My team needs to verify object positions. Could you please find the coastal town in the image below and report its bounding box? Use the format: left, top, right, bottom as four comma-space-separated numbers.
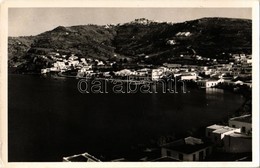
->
7, 11, 255, 163
40, 51, 252, 90
39, 51, 252, 161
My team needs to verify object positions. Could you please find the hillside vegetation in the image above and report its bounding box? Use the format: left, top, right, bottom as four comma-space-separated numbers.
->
8, 17, 252, 71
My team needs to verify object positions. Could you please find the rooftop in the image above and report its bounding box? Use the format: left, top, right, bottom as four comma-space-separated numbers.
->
162, 137, 211, 154
227, 132, 252, 139
152, 156, 180, 161
207, 124, 226, 130
212, 126, 238, 134
63, 152, 101, 162
229, 114, 252, 123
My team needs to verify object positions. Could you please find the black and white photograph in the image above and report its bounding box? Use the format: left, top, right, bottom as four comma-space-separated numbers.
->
0, 0, 259, 167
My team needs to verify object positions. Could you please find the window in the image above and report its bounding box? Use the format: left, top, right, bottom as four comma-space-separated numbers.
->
179, 153, 183, 160
166, 150, 171, 156
242, 126, 246, 133
206, 148, 210, 155
214, 136, 218, 141
199, 151, 204, 161
193, 154, 196, 161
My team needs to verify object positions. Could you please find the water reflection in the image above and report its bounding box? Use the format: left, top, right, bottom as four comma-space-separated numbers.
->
8, 74, 245, 161
206, 88, 224, 94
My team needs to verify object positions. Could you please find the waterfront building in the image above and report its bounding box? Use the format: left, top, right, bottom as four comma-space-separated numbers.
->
41, 69, 47, 74
115, 69, 133, 76
50, 67, 59, 72
180, 72, 197, 81
197, 79, 220, 88
152, 68, 165, 81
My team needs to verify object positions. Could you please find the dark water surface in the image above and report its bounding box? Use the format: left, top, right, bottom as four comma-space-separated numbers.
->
8, 74, 244, 162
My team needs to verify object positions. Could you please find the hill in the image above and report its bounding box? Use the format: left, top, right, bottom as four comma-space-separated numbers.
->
114, 17, 251, 63
8, 17, 252, 72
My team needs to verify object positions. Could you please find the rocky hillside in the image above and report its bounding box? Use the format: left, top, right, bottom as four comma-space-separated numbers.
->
114, 18, 251, 63
8, 17, 252, 71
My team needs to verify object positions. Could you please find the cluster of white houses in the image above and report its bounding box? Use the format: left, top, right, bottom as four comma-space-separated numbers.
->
40, 53, 106, 74
41, 52, 252, 89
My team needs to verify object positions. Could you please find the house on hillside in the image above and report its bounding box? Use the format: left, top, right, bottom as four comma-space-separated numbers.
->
68, 54, 78, 61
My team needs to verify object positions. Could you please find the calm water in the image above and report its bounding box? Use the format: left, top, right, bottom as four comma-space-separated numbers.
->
8, 74, 244, 162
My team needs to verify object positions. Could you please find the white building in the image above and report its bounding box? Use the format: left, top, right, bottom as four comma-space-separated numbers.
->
152, 68, 166, 81
68, 60, 79, 67
223, 132, 252, 153
97, 61, 105, 66
50, 67, 59, 72
166, 39, 176, 45
229, 115, 252, 135
161, 136, 212, 161
54, 61, 67, 70
115, 69, 133, 76
206, 124, 226, 138
41, 69, 47, 74
247, 59, 252, 64
80, 58, 87, 65
180, 72, 197, 81
68, 55, 78, 61
197, 79, 220, 88
205, 125, 240, 146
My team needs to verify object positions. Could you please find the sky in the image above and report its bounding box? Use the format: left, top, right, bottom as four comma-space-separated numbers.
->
8, 8, 252, 37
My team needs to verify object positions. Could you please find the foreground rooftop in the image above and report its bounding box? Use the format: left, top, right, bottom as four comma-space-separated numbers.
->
162, 136, 211, 154
212, 126, 239, 134
229, 114, 252, 123
63, 152, 101, 162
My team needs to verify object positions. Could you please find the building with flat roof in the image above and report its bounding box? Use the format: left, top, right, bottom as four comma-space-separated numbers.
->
152, 156, 180, 161
63, 152, 101, 162
161, 136, 212, 161
223, 132, 252, 153
206, 125, 240, 147
229, 115, 252, 135
197, 79, 220, 88
206, 124, 226, 137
